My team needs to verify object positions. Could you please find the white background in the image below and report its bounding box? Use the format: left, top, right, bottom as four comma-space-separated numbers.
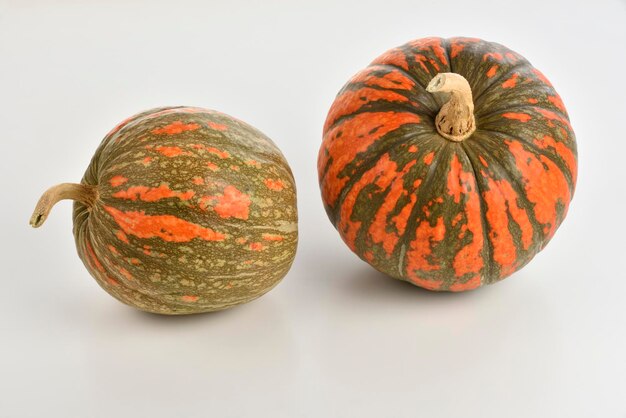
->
1, 1, 625, 417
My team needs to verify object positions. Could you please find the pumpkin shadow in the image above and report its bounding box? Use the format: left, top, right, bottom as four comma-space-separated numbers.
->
126, 299, 255, 326
338, 262, 487, 305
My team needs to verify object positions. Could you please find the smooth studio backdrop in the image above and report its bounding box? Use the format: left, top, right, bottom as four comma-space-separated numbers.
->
1, 1, 625, 417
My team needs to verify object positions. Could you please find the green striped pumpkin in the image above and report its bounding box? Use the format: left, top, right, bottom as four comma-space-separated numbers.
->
32, 107, 298, 314
318, 37, 577, 291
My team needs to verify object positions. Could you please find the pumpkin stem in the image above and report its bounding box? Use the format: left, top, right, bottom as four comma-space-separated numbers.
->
30, 183, 98, 228
427, 73, 476, 142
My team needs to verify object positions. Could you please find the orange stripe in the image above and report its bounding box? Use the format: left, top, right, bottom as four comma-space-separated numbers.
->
86, 241, 105, 273
368, 161, 417, 256
337, 154, 397, 251
104, 206, 226, 242
533, 107, 571, 130
409, 37, 448, 65
320, 112, 421, 208
324, 87, 410, 131
371, 48, 409, 71
446, 155, 485, 279
450, 42, 465, 58
506, 140, 571, 239
547, 95, 566, 112
348, 66, 415, 90
482, 179, 519, 277
405, 217, 446, 280
533, 135, 577, 184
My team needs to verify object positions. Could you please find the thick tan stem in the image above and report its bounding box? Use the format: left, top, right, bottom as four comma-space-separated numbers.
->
426, 73, 476, 142
30, 183, 98, 228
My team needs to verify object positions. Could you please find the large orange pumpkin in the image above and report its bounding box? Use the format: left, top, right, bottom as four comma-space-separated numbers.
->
318, 37, 577, 291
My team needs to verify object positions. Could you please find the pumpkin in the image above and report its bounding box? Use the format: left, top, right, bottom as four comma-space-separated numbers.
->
31, 107, 298, 314
318, 37, 577, 291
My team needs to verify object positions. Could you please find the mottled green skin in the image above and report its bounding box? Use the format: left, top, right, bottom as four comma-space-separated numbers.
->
73, 107, 297, 314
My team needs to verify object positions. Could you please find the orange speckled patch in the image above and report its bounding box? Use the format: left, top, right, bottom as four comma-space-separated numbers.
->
192, 177, 204, 185
200, 185, 251, 220
486, 65, 498, 78
249, 242, 265, 251
532, 68, 553, 86
547, 95, 566, 112
109, 176, 128, 187
262, 233, 284, 241
181, 295, 199, 302
115, 230, 129, 244
116, 266, 133, 281
206, 162, 219, 171
483, 52, 503, 61
151, 121, 200, 135
502, 112, 532, 122
207, 121, 227, 131
154, 146, 189, 157
450, 43, 464, 58
112, 184, 195, 202
501, 73, 519, 89
264, 179, 285, 191
205, 147, 230, 159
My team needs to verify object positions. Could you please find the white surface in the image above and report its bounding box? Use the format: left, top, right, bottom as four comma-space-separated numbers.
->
1, 1, 625, 417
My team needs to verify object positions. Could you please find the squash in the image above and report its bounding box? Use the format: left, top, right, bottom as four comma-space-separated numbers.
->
318, 37, 576, 291
31, 107, 298, 314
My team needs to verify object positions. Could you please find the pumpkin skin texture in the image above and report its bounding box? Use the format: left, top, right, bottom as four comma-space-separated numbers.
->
318, 37, 577, 291
34, 107, 298, 314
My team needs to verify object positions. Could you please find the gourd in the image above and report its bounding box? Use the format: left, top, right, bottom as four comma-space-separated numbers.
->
31, 107, 298, 313
318, 37, 576, 291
